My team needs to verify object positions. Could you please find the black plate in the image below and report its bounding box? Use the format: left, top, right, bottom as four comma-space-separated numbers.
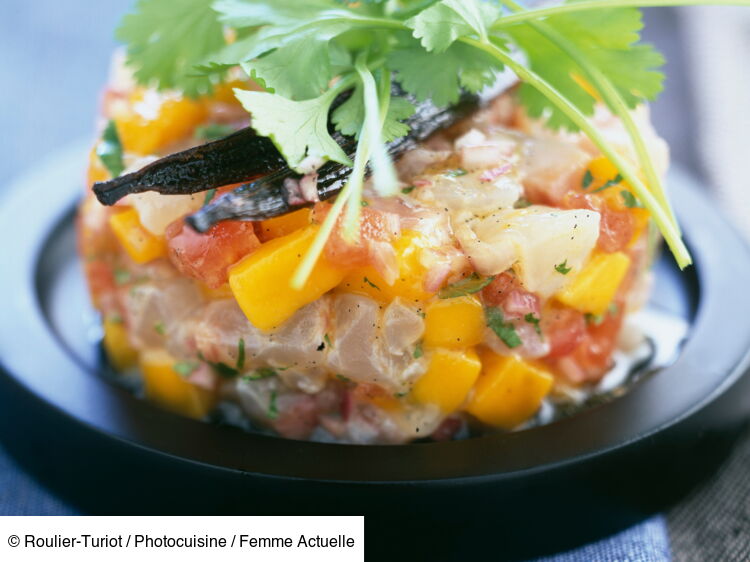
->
2, 150, 750, 560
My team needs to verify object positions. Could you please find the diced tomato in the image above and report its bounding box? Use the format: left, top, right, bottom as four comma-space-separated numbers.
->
312, 202, 393, 268
165, 218, 260, 289
569, 301, 625, 380
84, 259, 116, 304
542, 305, 587, 359
481, 272, 540, 319
562, 191, 634, 254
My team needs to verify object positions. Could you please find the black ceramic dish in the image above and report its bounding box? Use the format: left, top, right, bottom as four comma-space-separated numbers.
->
1, 149, 750, 560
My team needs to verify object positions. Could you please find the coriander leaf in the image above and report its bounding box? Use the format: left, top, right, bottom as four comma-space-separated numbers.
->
332, 83, 416, 142
335, 374, 352, 383
113, 268, 131, 286
582, 169, 593, 189
267, 390, 279, 420
413, 341, 424, 359
236, 338, 246, 371
621, 190, 642, 208
363, 277, 381, 290
97, 120, 125, 178
116, 0, 225, 96
389, 41, 501, 106
198, 351, 239, 378
592, 174, 623, 193
234, 87, 352, 172
401, 186, 416, 195
196, 123, 235, 141
154, 322, 166, 335
243, 367, 277, 381
438, 273, 494, 299
407, 0, 498, 52
506, 3, 664, 131
485, 307, 522, 349
213, 0, 340, 28
555, 260, 572, 275
173, 361, 200, 377
524, 313, 542, 337
203, 188, 217, 207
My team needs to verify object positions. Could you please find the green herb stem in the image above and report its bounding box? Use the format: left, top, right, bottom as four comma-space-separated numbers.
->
459, 36, 691, 268
499, 0, 680, 235
492, 0, 750, 30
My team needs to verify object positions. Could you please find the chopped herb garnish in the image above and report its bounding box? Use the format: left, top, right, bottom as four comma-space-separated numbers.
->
173, 361, 199, 377
438, 273, 495, 299
394, 391, 409, 399
445, 168, 468, 178
413, 341, 424, 359
401, 186, 416, 195
592, 174, 624, 193
621, 190, 642, 208
109, 314, 123, 324
203, 188, 217, 207
335, 374, 352, 383
514, 198, 532, 209
582, 169, 593, 189
113, 268, 131, 286
360, 200, 369, 207
363, 277, 380, 291
324, 333, 333, 349
555, 260, 572, 275
243, 367, 277, 381
608, 302, 620, 316
154, 322, 166, 335
97, 120, 124, 178
236, 338, 245, 371
195, 123, 235, 142
585, 312, 604, 326
267, 391, 279, 420
485, 307, 522, 349
197, 352, 239, 378
524, 313, 543, 337
416, 310, 426, 319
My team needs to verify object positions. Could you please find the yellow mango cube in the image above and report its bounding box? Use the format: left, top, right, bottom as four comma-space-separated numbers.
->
115, 90, 208, 155
466, 353, 553, 429
412, 348, 482, 413
229, 225, 345, 330
556, 251, 631, 315
257, 208, 312, 241
339, 231, 435, 302
109, 208, 167, 264
103, 316, 138, 370
140, 349, 215, 420
423, 295, 485, 348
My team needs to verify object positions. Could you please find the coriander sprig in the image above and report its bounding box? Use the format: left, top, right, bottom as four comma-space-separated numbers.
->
116, 0, 750, 281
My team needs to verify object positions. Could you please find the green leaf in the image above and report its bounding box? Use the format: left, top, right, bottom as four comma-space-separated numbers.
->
234, 87, 353, 172
413, 341, 424, 359
389, 41, 501, 106
195, 123, 235, 141
243, 367, 277, 381
438, 273, 494, 299
97, 120, 125, 178
524, 313, 542, 337
203, 188, 217, 207
236, 338, 246, 371
555, 260, 572, 275
506, 2, 664, 131
332, 83, 416, 142
407, 0, 499, 52
173, 361, 200, 377
485, 307, 522, 349
116, 0, 226, 96
267, 390, 279, 420
621, 190, 642, 208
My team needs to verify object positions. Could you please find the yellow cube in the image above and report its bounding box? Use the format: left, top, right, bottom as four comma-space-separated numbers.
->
115, 89, 208, 155
339, 231, 435, 302
556, 251, 631, 315
423, 295, 485, 348
258, 208, 311, 241
109, 208, 167, 264
229, 225, 345, 330
466, 353, 553, 429
103, 316, 138, 371
412, 348, 482, 413
140, 349, 215, 420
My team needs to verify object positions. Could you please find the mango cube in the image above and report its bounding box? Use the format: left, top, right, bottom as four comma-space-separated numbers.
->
412, 348, 482, 413
339, 231, 435, 302
103, 316, 138, 370
229, 225, 345, 330
423, 295, 485, 348
556, 251, 631, 315
466, 353, 553, 429
109, 208, 167, 264
140, 349, 215, 419
257, 208, 311, 242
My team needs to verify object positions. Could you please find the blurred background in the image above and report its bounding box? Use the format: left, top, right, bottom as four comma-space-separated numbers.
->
0, 0, 749, 558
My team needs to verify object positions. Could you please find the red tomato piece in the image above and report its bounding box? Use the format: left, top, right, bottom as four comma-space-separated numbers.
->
597, 207, 634, 253
570, 301, 625, 380
165, 218, 260, 289
313, 202, 392, 268
542, 306, 587, 359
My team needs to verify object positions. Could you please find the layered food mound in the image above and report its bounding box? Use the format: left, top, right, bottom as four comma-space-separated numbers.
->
79, 63, 666, 444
